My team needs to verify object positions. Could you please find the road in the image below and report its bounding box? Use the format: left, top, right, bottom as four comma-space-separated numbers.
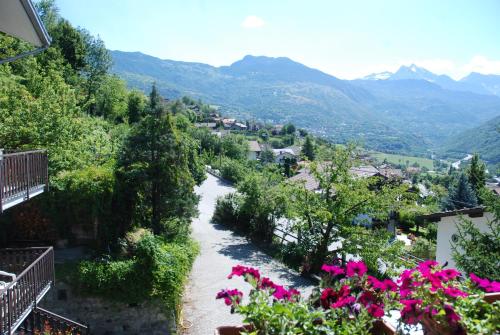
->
181, 174, 312, 334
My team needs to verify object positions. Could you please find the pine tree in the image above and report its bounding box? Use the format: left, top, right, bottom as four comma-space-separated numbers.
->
303, 136, 315, 161
117, 85, 198, 235
467, 153, 486, 197
444, 173, 478, 210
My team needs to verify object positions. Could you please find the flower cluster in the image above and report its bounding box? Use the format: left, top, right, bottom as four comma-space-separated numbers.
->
318, 261, 395, 319
218, 264, 301, 307
470, 273, 500, 293
397, 261, 468, 328
216, 288, 243, 306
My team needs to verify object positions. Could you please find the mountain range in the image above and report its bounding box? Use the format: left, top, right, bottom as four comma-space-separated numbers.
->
111, 51, 500, 160
363, 65, 500, 97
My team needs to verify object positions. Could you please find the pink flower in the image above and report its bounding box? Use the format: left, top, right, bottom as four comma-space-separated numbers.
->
331, 295, 356, 308
367, 303, 385, 318
358, 291, 376, 307
400, 299, 423, 325
417, 260, 439, 275
367, 276, 385, 291
259, 277, 275, 289
444, 287, 468, 298
435, 269, 461, 281
228, 265, 260, 280
382, 279, 398, 292
444, 304, 461, 324
320, 285, 351, 309
487, 281, 500, 293
216, 289, 243, 305
289, 288, 301, 297
346, 261, 367, 277
321, 264, 345, 276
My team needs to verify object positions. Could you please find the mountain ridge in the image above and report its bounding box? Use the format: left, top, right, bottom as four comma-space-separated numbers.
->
111, 50, 500, 157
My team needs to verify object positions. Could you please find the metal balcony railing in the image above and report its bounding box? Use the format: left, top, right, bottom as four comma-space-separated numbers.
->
0, 150, 48, 213
20, 307, 89, 335
0, 247, 54, 335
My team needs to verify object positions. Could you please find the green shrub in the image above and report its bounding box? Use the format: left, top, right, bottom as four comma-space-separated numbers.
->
212, 193, 242, 227
220, 158, 248, 183
75, 232, 199, 310
409, 237, 436, 260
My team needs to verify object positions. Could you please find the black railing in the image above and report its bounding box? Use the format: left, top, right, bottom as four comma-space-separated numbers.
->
0, 150, 48, 213
19, 307, 89, 335
0, 247, 54, 335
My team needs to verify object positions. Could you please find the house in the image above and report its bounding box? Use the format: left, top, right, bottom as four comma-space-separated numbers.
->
222, 118, 236, 129
271, 125, 284, 135
419, 207, 492, 269
247, 141, 262, 160
349, 165, 380, 178
0, 2, 88, 333
194, 122, 217, 129
232, 122, 247, 131
272, 148, 297, 164
378, 168, 404, 180
288, 168, 320, 191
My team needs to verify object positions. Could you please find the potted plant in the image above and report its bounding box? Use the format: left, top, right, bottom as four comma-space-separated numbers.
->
215, 262, 397, 335
396, 261, 500, 335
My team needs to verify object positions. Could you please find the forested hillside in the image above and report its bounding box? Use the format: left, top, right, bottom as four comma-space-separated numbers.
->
440, 115, 500, 164
111, 51, 500, 156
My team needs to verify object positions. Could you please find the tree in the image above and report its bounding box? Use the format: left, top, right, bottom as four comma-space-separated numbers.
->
303, 136, 316, 161
443, 173, 478, 210
95, 76, 128, 122
452, 193, 500, 280
80, 31, 112, 114
260, 149, 275, 164
116, 85, 198, 235
467, 153, 486, 197
290, 145, 408, 271
127, 90, 147, 123
283, 123, 296, 135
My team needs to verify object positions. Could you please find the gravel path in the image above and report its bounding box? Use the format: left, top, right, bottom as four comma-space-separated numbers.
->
181, 174, 313, 335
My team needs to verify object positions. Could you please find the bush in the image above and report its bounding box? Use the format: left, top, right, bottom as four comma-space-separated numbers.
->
212, 193, 242, 227
409, 237, 436, 260
220, 158, 248, 183
76, 232, 199, 309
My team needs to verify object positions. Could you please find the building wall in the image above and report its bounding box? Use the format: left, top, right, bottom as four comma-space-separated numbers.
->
436, 212, 494, 269
247, 151, 258, 161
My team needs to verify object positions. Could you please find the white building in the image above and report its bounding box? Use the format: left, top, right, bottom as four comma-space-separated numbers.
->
247, 140, 262, 160
272, 148, 297, 164
421, 207, 493, 269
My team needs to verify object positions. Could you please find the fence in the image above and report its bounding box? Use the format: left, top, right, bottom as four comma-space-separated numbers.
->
0, 150, 48, 212
0, 247, 54, 335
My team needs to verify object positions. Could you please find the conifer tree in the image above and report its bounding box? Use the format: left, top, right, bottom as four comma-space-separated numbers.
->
443, 173, 478, 210
303, 135, 316, 161
117, 85, 198, 235
467, 153, 486, 197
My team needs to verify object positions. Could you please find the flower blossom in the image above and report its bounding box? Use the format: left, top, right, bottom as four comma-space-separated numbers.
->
346, 261, 367, 277
321, 264, 345, 277
216, 289, 243, 306
228, 265, 260, 280
443, 287, 468, 298
400, 299, 423, 325
470, 273, 500, 292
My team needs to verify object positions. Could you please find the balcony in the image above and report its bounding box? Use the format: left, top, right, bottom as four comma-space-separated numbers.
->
0, 150, 48, 213
0, 247, 54, 335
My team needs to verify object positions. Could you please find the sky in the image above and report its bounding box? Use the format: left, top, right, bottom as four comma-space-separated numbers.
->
56, 0, 500, 80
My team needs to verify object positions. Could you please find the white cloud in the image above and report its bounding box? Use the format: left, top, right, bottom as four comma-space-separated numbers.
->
462, 56, 500, 77
241, 15, 265, 29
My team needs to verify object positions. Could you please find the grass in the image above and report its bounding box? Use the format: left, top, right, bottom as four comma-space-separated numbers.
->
370, 152, 434, 170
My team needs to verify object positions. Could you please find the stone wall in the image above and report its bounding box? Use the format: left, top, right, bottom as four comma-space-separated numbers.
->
40, 282, 175, 335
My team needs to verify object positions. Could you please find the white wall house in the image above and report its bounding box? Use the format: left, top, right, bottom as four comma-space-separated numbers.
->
272, 148, 297, 164
247, 140, 262, 161
421, 207, 493, 269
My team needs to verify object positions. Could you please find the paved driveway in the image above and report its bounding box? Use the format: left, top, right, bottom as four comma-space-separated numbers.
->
181, 174, 312, 334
